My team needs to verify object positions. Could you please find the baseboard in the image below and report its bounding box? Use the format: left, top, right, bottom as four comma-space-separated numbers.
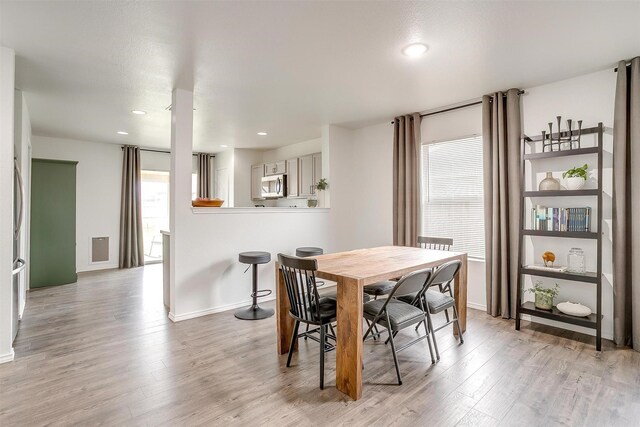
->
77, 264, 119, 273
0, 349, 15, 364
467, 302, 487, 312
168, 295, 277, 322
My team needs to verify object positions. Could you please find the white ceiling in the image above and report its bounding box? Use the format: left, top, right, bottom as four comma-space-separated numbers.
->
1, 1, 639, 152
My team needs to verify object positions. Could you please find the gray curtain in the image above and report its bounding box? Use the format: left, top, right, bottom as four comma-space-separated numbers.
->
196, 153, 212, 198
119, 146, 144, 268
482, 89, 522, 318
393, 113, 421, 247
613, 57, 640, 351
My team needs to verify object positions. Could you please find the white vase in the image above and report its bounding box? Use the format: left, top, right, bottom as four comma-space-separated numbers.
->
566, 177, 586, 190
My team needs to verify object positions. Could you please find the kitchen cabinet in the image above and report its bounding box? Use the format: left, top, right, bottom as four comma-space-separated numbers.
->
299, 154, 314, 197
251, 164, 265, 200
264, 160, 286, 176
286, 158, 299, 198
312, 153, 322, 194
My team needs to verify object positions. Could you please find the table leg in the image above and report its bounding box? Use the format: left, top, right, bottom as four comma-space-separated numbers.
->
335, 277, 363, 400
276, 262, 295, 355
454, 253, 468, 334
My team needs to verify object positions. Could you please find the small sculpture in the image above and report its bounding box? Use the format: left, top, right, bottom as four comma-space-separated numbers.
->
542, 251, 556, 267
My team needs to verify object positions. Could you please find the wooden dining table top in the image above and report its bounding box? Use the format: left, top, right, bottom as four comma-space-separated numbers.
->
311, 245, 466, 285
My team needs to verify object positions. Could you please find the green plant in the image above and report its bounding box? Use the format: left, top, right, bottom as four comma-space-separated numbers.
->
314, 178, 328, 191
562, 164, 588, 180
526, 281, 560, 298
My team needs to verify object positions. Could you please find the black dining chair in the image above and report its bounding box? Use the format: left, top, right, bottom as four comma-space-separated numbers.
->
362, 268, 435, 385
363, 236, 454, 300
397, 260, 463, 361
278, 253, 336, 389
418, 236, 454, 251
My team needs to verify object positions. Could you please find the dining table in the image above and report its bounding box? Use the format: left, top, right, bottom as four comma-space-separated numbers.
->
275, 245, 468, 401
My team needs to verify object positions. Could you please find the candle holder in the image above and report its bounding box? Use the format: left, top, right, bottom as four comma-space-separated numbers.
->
541, 116, 582, 152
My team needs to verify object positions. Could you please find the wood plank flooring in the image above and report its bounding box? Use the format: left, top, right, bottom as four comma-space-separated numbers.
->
1, 264, 639, 426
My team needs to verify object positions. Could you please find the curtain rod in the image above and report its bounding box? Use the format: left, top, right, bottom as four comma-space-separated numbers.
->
614, 58, 637, 72
391, 90, 525, 124
121, 146, 216, 157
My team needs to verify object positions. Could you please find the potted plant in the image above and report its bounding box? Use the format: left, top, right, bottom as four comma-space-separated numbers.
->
526, 281, 560, 310
307, 178, 328, 208
562, 164, 588, 190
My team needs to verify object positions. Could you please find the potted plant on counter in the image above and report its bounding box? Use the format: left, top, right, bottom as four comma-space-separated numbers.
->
563, 164, 588, 190
307, 178, 328, 208
526, 281, 560, 310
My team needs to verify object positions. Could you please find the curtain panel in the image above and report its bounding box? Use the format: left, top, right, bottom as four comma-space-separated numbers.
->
119, 146, 144, 268
197, 153, 213, 199
613, 57, 640, 351
482, 89, 522, 318
393, 113, 421, 247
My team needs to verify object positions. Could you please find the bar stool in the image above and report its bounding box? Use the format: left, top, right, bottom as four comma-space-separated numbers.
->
234, 251, 274, 320
296, 247, 323, 257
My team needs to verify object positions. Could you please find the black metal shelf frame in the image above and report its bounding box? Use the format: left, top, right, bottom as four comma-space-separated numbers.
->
515, 122, 603, 351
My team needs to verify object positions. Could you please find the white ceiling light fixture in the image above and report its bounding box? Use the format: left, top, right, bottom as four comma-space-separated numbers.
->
220, 144, 228, 148
257, 132, 268, 136
401, 43, 429, 58
117, 131, 129, 135
131, 110, 146, 115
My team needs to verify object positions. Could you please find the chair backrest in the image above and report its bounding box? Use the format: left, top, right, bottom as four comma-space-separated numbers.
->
278, 253, 321, 322
374, 268, 432, 315
418, 236, 454, 251
426, 260, 461, 290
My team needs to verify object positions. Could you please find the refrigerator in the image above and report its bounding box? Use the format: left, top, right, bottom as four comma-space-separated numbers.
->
12, 157, 26, 342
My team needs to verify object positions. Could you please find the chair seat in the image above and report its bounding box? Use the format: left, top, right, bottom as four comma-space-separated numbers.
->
299, 297, 337, 323
424, 290, 455, 313
321, 289, 371, 303
363, 299, 424, 329
363, 280, 396, 296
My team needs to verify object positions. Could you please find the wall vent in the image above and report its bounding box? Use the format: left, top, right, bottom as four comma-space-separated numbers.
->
91, 237, 109, 263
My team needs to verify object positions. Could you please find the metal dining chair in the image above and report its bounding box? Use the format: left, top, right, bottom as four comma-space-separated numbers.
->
278, 253, 336, 389
362, 268, 436, 385
397, 260, 463, 361
363, 236, 454, 299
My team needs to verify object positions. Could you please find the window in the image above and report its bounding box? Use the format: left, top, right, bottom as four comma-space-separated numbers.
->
421, 135, 485, 259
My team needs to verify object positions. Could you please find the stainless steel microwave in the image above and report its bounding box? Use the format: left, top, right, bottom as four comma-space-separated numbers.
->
261, 174, 287, 198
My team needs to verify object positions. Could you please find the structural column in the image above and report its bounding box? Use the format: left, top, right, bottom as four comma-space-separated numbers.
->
169, 88, 194, 320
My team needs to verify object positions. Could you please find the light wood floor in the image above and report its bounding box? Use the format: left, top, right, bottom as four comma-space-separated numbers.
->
1, 265, 639, 426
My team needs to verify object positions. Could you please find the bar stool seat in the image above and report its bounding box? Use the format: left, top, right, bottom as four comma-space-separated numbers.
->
235, 251, 274, 320
296, 247, 323, 257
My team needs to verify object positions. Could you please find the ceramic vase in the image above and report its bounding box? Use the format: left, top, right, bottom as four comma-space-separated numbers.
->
539, 172, 560, 191
535, 293, 553, 311
566, 177, 586, 190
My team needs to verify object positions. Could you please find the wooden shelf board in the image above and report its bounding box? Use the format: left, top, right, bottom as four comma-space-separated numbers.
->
524, 147, 598, 160
523, 230, 597, 239
523, 189, 599, 198
520, 302, 597, 329
520, 268, 598, 284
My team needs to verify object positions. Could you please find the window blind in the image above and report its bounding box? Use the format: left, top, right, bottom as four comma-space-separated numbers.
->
421, 135, 485, 259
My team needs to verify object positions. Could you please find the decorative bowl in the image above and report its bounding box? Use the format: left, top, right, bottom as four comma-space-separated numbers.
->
192, 198, 224, 207
557, 301, 592, 317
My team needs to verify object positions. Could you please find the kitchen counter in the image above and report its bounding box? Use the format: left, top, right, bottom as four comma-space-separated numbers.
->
192, 207, 330, 214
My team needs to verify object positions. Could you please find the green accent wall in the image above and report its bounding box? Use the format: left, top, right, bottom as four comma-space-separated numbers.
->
30, 159, 78, 288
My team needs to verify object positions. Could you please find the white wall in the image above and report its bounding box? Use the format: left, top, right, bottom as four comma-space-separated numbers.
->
233, 148, 265, 208
0, 46, 16, 363
262, 138, 322, 163
14, 90, 31, 316
32, 136, 122, 272
214, 149, 233, 206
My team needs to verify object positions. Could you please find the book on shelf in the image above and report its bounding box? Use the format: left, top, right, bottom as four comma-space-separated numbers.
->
524, 264, 567, 273
531, 205, 591, 232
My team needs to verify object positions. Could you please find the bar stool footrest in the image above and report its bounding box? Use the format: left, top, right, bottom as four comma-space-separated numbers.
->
251, 289, 272, 298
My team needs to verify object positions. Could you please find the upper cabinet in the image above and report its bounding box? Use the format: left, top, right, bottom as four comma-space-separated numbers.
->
299, 154, 314, 197
251, 164, 265, 200
265, 160, 286, 176
286, 158, 299, 198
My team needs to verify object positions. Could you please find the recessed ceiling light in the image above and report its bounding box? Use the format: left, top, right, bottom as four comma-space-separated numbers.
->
220, 144, 228, 148
257, 132, 268, 136
117, 131, 129, 135
131, 110, 146, 115
402, 43, 429, 57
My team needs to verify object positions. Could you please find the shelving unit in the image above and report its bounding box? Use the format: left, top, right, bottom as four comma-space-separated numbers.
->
515, 123, 603, 351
